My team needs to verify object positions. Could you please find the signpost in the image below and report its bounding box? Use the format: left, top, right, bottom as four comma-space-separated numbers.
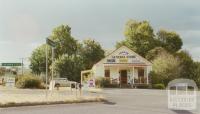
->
1, 63, 22, 66
45, 37, 56, 98
46, 38, 56, 47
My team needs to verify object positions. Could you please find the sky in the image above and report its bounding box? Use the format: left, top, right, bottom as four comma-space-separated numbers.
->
0, 0, 200, 66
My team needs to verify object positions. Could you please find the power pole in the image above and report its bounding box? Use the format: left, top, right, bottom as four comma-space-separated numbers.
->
19, 58, 25, 76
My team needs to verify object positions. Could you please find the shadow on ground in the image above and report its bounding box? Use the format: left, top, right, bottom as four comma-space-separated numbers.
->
172, 110, 194, 114
103, 100, 116, 105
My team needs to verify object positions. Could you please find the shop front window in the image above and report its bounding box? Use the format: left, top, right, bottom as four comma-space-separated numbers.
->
134, 67, 146, 84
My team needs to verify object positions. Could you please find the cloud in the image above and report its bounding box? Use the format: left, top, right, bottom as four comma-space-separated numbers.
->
1, 0, 200, 62
3, 14, 41, 43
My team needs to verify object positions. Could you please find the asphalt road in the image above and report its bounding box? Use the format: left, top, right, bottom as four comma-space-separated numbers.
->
0, 89, 200, 114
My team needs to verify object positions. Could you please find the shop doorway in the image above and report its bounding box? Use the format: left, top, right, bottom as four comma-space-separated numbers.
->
120, 70, 127, 84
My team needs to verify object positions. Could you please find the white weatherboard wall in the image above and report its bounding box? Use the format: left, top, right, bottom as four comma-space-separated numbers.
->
92, 63, 104, 77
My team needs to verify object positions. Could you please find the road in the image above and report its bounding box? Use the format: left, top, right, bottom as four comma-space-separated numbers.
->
0, 89, 199, 114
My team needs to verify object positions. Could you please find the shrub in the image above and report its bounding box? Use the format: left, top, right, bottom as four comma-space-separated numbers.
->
16, 74, 42, 89
95, 77, 111, 88
152, 83, 165, 89
136, 85, 150, 89
95, 77, 103, 88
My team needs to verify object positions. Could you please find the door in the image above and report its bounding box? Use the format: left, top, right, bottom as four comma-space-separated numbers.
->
138, 68, 144, 83
120, 70, 127, 84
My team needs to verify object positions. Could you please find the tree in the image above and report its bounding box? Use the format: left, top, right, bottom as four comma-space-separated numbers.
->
50, 25, 79, 58
151, 52, 181, 86
175, 50, 200, 87
156, 29, 183, 53
175, 51, 194, 79
29, 44, 51, 75
145, 47, 167, 61
116, 19, 155, 57
193, 62, 200, 87
81, 39, 105, 69
54, 55, 83, 82
30, 25, 105, 82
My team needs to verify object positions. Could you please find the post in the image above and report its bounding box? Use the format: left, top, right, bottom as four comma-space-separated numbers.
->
119, 70, 121, 88
132, 67, 134, 88
75, 83, 77, 98
45, 44, 48, 98
80, 72, 82, 96
21, 58, 24, 75
52, 47, 54, 81
146, 67, 149, 85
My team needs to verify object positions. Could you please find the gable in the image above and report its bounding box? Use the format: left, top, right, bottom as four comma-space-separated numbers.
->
95, 46, 152, 66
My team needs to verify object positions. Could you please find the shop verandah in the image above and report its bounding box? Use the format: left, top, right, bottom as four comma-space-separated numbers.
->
81, 64, 151, 88
104, 64, 150, 86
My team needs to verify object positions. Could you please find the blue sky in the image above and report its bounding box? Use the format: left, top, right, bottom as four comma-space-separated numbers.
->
0, 0, 200, 65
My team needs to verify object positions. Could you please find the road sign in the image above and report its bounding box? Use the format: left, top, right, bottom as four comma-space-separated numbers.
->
46, 38, 56, 47
5, 77, 15, 87
1, 63, 22, 66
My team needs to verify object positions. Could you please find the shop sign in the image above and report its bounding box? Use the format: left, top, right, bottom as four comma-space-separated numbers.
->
106, 50, 142, 64
88, 79, 95, 87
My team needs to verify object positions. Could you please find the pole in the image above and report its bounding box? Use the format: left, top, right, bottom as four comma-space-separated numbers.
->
52, 47, 54, 81
21, 58, 24, 75
45, 44, 48, 98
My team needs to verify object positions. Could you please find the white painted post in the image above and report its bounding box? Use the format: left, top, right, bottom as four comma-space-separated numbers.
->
75, 83, 77, 98
80, 71, 82, 96
146, 67, 149, 85
45, 44, 48, 99
52, 47, 54, 81
132, 67, 134, 84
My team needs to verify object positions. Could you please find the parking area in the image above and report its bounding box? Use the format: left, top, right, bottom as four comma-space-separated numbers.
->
0, 89, 200, 114
103, 89, 199, 114
0, 86, 104, 106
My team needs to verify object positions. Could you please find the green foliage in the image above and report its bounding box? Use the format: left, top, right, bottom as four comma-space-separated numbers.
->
117, 19, 155, 57
0, 67, 6, 76
152, 84, 165, 89
95, 77, 111, 88
149, 71, 160, 85
16, 75, 42, 89
54, 55, 83, 82
136, 85, 150, 89
81, 39, 105, 69
176, 51, 195, 79
151, 52, 181, 86
193, 62, 200, 87
50, 24, 79, 58
156, 29, 183, 53
117, 20, 183, 57
176, 51, 200, 88
146, 47, 167, 61
30, 25, 105, 82
29, 44, 51, 75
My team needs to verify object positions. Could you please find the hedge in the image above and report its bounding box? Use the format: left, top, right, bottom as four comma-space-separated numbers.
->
152, 83, 165, 89
16, 75, 42, 89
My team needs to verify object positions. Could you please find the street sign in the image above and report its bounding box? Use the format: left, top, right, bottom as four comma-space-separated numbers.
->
1, 63, 22, 66
46, 38, 56, 47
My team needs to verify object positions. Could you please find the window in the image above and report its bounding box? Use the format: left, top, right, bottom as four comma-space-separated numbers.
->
138, 68, 144, 77
105, 70, 110, 78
